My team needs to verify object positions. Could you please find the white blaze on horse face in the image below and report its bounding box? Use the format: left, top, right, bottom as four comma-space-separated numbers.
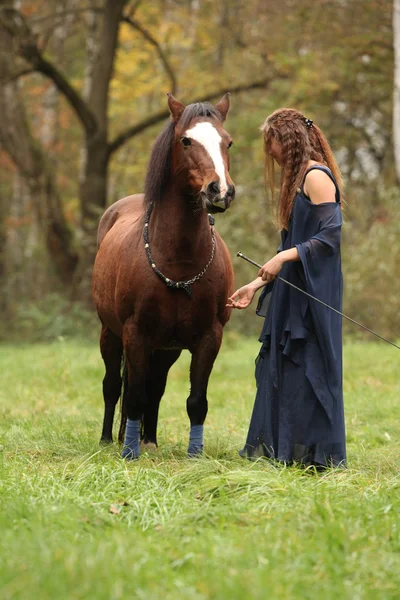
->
185, 122, 228, 197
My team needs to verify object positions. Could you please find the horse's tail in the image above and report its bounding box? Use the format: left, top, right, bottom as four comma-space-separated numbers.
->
118, 353, 128, 443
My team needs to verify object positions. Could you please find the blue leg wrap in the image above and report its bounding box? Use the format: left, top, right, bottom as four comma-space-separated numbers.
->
121, 419, 141, 460
188, 424, 204, 456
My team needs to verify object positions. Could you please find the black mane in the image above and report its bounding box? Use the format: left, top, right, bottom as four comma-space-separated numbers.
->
144, 102, 223, 204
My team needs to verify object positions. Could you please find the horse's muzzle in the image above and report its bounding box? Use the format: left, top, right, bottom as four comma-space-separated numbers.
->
205, 183, 235, 212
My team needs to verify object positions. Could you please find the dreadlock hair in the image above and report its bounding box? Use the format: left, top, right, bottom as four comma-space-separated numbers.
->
260, 108, 344, 231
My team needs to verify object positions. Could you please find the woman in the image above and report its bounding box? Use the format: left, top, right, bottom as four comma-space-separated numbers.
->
227, 108, 346, 468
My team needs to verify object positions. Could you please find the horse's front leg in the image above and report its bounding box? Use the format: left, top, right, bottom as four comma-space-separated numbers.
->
187, 325, 223, 456
142, 349, 182, 447
121, 327, 151, 460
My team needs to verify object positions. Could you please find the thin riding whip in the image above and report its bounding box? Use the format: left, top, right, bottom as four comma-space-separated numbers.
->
236, 251, 400, 351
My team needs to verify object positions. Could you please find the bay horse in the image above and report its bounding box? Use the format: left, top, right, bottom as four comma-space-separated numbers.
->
92, 93, 235, 459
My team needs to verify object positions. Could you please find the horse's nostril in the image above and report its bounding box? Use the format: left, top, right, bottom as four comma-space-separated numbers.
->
208, 181, 220, 196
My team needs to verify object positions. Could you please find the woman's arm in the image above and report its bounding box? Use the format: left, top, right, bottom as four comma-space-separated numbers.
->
250, 276, 268, 291
257, 248, 299, 282
259, 171, 338, 282
229, 248, 302, 307
279, 247, 300, 263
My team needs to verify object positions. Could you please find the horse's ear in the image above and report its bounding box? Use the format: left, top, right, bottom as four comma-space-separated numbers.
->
167, 93, 185, 124
215, 92, 230, 122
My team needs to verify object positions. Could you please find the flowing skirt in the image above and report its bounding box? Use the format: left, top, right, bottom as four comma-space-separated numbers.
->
240, 341, 346, 467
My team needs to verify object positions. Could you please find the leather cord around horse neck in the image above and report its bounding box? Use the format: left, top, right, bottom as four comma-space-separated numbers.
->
143, 202, 216, 297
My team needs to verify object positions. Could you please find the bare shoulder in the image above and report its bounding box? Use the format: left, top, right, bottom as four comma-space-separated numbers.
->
303, 169, 336, 204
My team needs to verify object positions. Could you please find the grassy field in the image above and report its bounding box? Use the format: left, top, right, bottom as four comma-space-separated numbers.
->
0, 336, 399, 600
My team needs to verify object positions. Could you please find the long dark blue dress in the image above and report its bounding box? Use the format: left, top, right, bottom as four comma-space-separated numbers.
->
240, 165, 346, 467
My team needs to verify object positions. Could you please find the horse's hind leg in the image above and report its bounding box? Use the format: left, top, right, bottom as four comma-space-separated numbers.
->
120, 326, 152, 459
100, 326, 123, 443
142, 349, 182, 447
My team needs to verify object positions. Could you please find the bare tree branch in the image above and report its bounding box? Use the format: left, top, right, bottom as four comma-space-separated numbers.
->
1, 66, 35, 84
126, 0, 142, 18
108, 76, 283, 156
29, 57, 98, 136
0, 6, 97, 135
27, 4, 177, 101
122, 15, 177, 95
31, 5, 177, 96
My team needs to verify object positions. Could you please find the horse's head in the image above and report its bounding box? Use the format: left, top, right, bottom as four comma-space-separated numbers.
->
168, 93, 235, 213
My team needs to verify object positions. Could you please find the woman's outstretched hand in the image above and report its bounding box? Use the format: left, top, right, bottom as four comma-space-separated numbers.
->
227, 284, 257, 310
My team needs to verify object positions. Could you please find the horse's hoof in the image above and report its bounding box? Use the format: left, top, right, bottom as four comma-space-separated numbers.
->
188, 445, 203, 457
121, 447, 140, 460
100, 438, 113, 446
140, 441, 157, 451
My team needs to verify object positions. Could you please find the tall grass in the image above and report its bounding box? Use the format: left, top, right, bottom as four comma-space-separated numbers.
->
0, 337, 399, 599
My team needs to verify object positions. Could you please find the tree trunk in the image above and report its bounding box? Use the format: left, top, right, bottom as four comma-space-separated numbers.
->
74, 130, 110, 297
79, 8, 99, 186
0, 10, 78, 286
74, 0, 127, 298
394, 0, 400, 183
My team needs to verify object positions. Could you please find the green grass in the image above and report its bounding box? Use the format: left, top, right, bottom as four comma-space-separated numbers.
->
0, 336, 399, 600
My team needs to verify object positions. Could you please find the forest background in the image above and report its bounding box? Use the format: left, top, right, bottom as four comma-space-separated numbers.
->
0, 0, 399, 342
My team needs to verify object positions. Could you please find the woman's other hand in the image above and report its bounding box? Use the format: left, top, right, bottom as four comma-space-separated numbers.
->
258, 255, 285, 283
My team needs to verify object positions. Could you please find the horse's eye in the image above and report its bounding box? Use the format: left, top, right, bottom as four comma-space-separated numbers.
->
228, 141, 233, 148
181, 137, 191, 147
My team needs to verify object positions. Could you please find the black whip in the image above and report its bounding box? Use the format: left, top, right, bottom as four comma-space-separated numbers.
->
237, 251, 400, 351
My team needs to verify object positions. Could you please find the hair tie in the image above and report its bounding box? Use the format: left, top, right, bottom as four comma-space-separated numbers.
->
304, 118, 313, 129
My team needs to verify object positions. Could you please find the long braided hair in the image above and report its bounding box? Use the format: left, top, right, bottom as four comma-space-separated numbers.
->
261, 108, 343, 230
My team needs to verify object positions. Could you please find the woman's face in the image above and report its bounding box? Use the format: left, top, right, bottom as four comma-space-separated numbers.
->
269, 137, 282, 166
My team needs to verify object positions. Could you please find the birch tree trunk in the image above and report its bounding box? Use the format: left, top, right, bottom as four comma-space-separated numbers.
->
394, 0, 400, 183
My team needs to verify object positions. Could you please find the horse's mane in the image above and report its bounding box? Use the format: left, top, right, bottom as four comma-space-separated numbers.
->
144, 102, 223, 204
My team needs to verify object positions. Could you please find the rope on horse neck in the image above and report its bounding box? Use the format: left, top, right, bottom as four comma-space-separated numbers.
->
237, 252, 400, 351
143, 202, 216, 297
